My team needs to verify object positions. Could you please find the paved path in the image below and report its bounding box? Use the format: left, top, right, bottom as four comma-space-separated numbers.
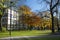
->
0, 35, 60, 40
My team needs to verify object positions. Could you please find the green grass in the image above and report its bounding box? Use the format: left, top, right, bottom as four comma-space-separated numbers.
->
0, 30, 51, 38
0, 31, 9, 38
0, 30, 60, 40
11, 30, 51, 36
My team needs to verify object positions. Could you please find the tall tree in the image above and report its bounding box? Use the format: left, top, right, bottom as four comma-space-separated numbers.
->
19, 5, 42, 28
44, 0, 59, 33
50, 0, 59, 33
0, 0, 6, 31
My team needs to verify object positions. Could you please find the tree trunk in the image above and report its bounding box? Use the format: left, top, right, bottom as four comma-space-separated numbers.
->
0, 15, 2, 31
50, 9, 55, 33
50, 0, 55, 33
51, 13, 55, 33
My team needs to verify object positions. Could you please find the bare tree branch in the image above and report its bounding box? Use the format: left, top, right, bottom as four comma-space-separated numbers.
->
51, 0, 59, 10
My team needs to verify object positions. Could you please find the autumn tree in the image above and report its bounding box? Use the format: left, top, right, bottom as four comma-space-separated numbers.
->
19, 5, 42, 30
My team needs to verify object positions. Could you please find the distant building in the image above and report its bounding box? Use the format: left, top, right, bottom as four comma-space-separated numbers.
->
1, 7, 28, 30
1, 8, 18, 30
38, 11, 51, 19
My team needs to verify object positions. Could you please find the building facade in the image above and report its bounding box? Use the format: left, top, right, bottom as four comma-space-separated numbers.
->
1, 8, 28, 30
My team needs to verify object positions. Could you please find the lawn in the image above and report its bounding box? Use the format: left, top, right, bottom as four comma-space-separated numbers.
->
0, 30, 51, 38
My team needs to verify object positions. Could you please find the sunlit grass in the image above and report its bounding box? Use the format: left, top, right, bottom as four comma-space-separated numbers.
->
11, 30, 51, 36
0, 31, 9, 38
0, 30, 51, 38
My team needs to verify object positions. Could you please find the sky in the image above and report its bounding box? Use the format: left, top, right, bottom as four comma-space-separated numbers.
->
25, 0, 49, 12
16, 0, 60, 16
17, 0, 49, 12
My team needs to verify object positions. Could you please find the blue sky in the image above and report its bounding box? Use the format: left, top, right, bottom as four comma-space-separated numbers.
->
17, 0, 49, 12
25, 0, 49, 12
16, 0, 60, 17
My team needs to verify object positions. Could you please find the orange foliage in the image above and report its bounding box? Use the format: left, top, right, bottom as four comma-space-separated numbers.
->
19, 5, 51, 28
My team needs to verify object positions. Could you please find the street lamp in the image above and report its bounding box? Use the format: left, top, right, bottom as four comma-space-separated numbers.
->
9, 1, 13, 39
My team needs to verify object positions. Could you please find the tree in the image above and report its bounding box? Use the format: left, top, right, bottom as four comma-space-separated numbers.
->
19, 5, 31, 14
44, 0, 60, 33
0, 0, 6, 31
19, 5, 42, 30
0, 10, 2, 31
50, 0, 59, 33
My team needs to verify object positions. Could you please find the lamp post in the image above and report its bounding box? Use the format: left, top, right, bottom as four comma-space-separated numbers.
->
9, 1, 13, 39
